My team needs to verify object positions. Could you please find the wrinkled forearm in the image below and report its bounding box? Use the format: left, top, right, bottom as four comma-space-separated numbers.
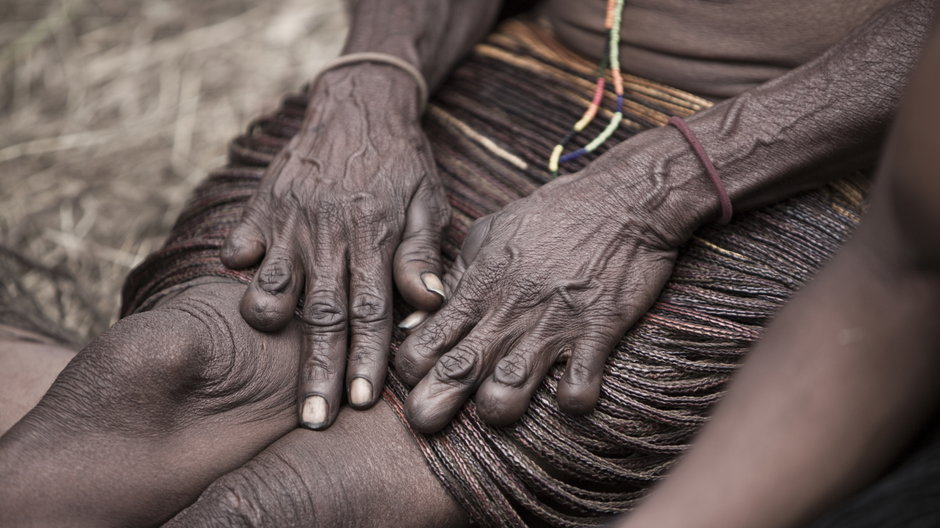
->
592, 0, 935, 234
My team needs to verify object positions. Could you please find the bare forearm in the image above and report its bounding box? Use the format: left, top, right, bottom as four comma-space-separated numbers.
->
592, 0, 935, 232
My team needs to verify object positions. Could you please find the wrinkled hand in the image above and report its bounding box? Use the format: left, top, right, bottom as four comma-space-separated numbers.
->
395, 148, 705, 433
221, 67, 450, 429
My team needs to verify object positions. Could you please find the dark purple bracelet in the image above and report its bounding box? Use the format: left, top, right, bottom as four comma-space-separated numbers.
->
667, 116, 733, 225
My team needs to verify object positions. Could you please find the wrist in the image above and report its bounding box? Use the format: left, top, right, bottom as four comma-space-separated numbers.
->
307, 62, 424, 124
587, 125, 720, 244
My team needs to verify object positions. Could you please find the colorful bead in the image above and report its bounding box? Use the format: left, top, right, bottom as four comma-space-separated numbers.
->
549, 0, 626, 176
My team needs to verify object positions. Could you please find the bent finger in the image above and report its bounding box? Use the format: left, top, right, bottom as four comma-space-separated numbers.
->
555, 330, 619, 416
474, 329, 561, 427
405, 322, 509, 434
396, 245, 471, 336
221, 203, 267, 269
394, 288, 478, 386
239, 236, 304, 332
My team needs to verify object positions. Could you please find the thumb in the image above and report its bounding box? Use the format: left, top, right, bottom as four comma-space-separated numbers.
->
394, 181, 450, 312
221, 203, 267, 269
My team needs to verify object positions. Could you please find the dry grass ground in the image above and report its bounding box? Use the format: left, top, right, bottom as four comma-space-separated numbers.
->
0, 0, 347, 343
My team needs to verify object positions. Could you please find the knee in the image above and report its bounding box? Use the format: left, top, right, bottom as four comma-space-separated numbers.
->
35, 308, 218, 433
79, 309, 212, 387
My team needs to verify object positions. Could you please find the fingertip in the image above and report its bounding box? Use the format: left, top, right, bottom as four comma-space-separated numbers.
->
556, 378, 602, 417
239, 289, 294, 332
398, 310, 428, 331
474, 382, 528, 428
404, 392, 449, 435
420, 272, 446, 300
221, 227, 265, 269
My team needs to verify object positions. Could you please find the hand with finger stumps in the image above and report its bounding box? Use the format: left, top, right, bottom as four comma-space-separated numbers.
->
394, 139, 713, 433
221, 64, 451, 431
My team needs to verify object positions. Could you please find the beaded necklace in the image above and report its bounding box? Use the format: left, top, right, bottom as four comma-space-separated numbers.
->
548, 0, 626, 176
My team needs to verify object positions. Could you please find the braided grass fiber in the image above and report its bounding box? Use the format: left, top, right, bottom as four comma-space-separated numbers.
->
121, 19, 870, 528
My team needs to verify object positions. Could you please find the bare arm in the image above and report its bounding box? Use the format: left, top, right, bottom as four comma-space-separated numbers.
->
616, 10, 940, 528
597, 0, 937, 231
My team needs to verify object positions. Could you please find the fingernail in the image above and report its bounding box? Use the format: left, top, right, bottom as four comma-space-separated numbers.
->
301, 395, 328, 429
421, 272, 446, 301
398, 310, 428, 330
349, 378, 373, 407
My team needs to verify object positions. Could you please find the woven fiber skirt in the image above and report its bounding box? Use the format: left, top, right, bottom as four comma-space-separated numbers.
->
121, 19, 871, 528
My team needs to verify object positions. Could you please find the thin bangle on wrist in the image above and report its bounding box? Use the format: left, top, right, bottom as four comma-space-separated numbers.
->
311, 52, 428, 113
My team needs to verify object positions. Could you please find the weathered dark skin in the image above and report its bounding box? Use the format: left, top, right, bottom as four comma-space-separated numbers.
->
1, 0, 938, 526
398, 0, 935, 433
0, 280, 465, 527
616, 11, 940, 526
221, 0, 502, 430
224, 0, 931, 434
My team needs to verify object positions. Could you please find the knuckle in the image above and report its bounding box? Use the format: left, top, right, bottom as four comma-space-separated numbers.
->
349, 290, 390, 324
302, 350, 340, 383
493, 354, 529, 387
434, 347, 479, 383
92, 309, 207, 380
198, 465, 287, 528
348, 346, 380, 368
350, 193, 383, 220
256, 255, 294, 292
212, 482, 263, 527
300, 291, 347, 330
397, 231, 441, 264
312, 197, 340, 224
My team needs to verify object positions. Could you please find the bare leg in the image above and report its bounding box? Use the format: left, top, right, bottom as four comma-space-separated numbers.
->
0, 326, 75, 435
0, 279, 464, 527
